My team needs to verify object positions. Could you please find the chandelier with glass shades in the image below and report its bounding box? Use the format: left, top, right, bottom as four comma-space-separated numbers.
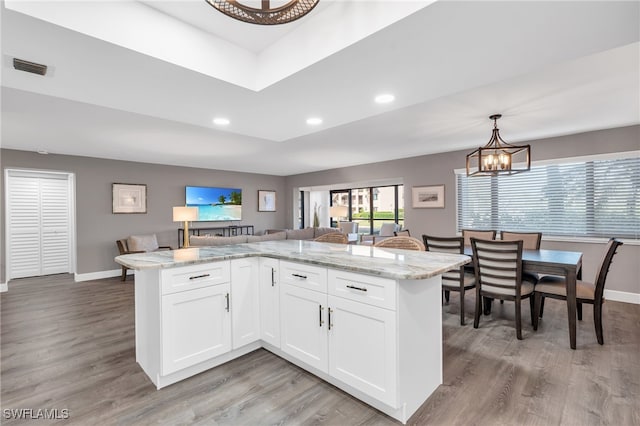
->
205, 0, 320, 25
466, 114, 531, 177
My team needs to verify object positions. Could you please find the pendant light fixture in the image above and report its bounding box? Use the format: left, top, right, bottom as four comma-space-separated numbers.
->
466, 114, 531, 177
205, 0, 320, 25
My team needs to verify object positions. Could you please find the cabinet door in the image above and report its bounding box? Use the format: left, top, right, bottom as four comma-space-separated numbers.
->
230, 258, 261, 349
328, 295, 397, 407
259, 258, 280, 347
280, 283, 328, 373
162, 284, 231, 375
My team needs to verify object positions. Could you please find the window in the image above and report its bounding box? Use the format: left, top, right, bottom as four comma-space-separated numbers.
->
456, 153, 639, 239
330, 184, 404, 234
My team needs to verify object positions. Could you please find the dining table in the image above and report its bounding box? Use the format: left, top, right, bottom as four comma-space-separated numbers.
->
465, 247, 583, 349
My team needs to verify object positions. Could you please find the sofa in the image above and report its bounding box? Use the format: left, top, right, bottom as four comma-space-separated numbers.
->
189, 227, 340, 247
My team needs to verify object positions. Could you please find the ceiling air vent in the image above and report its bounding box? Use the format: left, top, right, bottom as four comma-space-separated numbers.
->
13, 58, 47, 76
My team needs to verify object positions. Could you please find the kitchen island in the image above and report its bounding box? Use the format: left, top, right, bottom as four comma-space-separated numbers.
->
116, 239, 469, 424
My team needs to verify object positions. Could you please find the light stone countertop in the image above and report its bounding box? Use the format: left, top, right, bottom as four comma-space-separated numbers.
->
115, 239, 471, 280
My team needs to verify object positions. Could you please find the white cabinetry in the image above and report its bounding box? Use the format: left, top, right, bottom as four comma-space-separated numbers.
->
230, 258, 260, 349
280, 283, 328, 372
162, 283, 231, 375
327, 294, 396, 406
279, 265, 398, 407
259, 258, 280, 347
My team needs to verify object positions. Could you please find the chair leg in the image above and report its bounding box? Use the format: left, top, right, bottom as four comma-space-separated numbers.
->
474, 290, 482, 329
444, 290, 450, 303
121, 266, 127, 281
533, 293, 541, 331
529, 296, 535, 327
577, 302, 583, 321
483, 297, 493, 315
594, 302, 604, 345
515, 299, 523, 340
539, 297, 545, 318
459, 288, 465, 326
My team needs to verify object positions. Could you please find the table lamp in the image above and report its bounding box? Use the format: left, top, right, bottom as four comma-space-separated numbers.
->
173, 206, 198, 248
329, 205, 348, 228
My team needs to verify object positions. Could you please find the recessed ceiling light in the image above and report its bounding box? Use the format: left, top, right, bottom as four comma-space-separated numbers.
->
213, 117, 230, 126
306, 117, 323, 125
375, 94, 395, 104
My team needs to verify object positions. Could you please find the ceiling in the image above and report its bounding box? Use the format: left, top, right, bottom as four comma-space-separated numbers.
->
1, 1, 638, 176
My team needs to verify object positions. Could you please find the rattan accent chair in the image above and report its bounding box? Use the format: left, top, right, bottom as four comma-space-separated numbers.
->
500, 231, 542, 249
533, 238, 623, 345
423, 235, 476, 325
314, 232, 348, 244
471, 238, 537, 340
374, 236, 425, 251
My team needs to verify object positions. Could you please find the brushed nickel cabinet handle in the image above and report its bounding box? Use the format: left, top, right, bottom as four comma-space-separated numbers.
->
319, 305, 324, 327
225, 293, 230, 312
271, 268, 275, 286
328, 308, 333, 330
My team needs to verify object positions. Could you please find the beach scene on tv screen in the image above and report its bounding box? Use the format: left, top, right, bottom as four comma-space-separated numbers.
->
186, 186, 242, 221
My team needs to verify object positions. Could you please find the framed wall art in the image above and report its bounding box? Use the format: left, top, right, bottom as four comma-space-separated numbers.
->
412, 185, 445, 208
258, 190, 276, 212
112, 183, 147, 214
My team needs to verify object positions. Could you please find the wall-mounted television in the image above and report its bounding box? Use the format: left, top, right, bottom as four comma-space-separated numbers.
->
186, 186, 242, 221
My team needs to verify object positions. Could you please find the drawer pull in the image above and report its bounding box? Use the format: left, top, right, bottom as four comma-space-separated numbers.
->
189, 273, 211, 280
225, 293, 230, 312
319, 305, 324, 327
346, 284, 367, 292
291, 273, 308, 280
271, 268, 276, 286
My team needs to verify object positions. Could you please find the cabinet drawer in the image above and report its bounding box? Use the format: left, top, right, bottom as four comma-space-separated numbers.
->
328, 269, 396, 310
280, 261, 327, 293
161, 262, 230, 295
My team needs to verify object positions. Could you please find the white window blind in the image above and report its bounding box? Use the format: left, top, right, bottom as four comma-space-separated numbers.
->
456, 153, 639, 239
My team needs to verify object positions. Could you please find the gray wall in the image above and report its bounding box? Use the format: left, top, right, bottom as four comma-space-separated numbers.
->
0, 150, 287, 281
284, 125, 640, 296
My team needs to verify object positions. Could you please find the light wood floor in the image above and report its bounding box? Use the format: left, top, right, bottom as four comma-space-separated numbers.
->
2, 274, 639, 425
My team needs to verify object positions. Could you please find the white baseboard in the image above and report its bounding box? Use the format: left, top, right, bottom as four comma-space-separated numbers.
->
604, 289, 640, 305
74, 269, 132, 282
0, 282, 7, 293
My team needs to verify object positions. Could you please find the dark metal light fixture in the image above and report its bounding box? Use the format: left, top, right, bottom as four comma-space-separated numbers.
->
205, 0, 320, 25
466, 114, 531, 177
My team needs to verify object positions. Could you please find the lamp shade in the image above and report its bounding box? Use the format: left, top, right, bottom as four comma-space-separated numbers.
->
173, 206, 198, 222
329, 205, 348, 219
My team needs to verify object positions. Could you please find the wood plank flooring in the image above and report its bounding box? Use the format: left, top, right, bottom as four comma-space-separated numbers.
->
1, 274, 639, 425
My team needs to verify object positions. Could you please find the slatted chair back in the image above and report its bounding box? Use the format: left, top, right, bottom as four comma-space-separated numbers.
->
423, 235, 464, 284
593, 238, 623, 303
500, 231, 542, 250
462, 229, 496, 247
471, 238, 524, 297
314, 232, 349, 244
374, 236, 425, 251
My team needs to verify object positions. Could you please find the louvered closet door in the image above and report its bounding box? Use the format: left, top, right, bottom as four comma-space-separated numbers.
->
40, 178, 71, 275
7, 176, 42, 278
7, 172, 72, 279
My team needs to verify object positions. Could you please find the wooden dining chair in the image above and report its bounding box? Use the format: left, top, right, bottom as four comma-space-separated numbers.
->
374, 236, 425, 251
314, 232, 348, 244
462, 229, 496, 247
500, 231, 542, 249
533, 238, 623, 345
471, 238, 537, 340
423, 235, 476, 325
